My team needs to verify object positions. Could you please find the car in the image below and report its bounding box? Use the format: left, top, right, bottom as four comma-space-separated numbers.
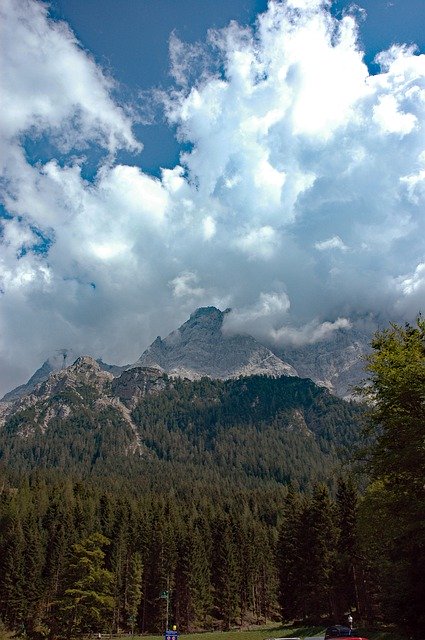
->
324, 626, 369, 640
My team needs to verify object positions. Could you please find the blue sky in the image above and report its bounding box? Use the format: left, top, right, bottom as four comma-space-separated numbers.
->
1, 0, 425, 395
48, 0, 425, 174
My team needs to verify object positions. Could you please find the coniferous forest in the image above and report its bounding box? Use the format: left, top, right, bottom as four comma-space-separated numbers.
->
0, 321, 424, 638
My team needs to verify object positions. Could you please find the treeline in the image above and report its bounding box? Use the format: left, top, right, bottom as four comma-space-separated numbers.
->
1, 374, 364, 492
0, 472, 369, 637
0, 319, 424, 638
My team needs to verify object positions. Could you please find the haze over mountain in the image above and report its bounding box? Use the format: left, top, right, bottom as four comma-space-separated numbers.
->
1, 306, 370, 402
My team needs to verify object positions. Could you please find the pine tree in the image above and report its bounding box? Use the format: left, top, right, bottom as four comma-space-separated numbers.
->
333, 476, 360, 619
53, 532, 115, 635
277, 488, 303, 622
299, 484, 337, 622
212, 514, 240, 629
23, 510, 46, 633
0, 508, 27, 629
126, 552, 143, 634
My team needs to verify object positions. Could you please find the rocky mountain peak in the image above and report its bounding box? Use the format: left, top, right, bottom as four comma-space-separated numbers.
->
188, 306, 230, 323
26, 355, 113, 402
132, 307, 297, 380
1, 307, 372, 403
2, 348, 80, 402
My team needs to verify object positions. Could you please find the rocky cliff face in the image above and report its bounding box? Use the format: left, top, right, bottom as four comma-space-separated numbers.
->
111, 366, 168, 410
133, 306, 298, 380
0, 356, 113, 431
2, 350, 124, 402
1, 307, 372, 403
276, 326, 371, 399
0, 357, 170, 459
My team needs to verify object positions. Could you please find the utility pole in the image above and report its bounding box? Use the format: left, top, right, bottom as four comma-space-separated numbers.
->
160, 576, 170, 633
166, 575, 170, 632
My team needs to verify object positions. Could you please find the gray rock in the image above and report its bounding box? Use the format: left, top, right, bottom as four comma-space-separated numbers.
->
131, 306, 298, 380
275, 326, 372, 399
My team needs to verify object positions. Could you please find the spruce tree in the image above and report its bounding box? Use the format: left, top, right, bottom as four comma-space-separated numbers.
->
0, 509, 27, 629
126, 552, 143, 634
54, 532, 115, 635
277, 488, 303, 621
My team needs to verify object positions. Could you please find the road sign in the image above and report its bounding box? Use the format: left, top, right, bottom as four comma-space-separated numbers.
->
165, 630, 178, 640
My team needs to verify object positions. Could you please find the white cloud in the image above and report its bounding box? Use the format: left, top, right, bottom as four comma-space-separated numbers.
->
170, 271, 205, 299
1, 0, 425, 395
235, 226, 278, 259
203, 216, 216, 240
223, 293, 351, 347
269, 317, 352, 346
315, 235, 348, 252
373, 94, 417, 135
0, 0, 139, 153
397, 262, 425, 296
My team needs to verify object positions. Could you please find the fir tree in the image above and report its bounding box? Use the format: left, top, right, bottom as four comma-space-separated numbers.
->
54, 532, 115, 635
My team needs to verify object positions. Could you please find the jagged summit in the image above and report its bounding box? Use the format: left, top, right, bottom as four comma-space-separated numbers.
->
190, 305, 229, 318
1, 306, 371, 402
1, 351, 124, 403
2, 349, 80, 402
132, 306, 297, 380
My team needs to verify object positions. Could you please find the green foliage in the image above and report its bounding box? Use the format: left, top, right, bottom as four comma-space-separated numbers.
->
126, 552, 143, 633
0, 375, 364, 498
358, 318, 425, 637
0, 368, 402, 634
54, 532, 114, 634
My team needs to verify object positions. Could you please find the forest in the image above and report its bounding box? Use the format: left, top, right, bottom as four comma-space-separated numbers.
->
0, 320, 424, 638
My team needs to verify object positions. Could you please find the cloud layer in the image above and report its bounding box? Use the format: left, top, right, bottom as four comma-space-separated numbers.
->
1, 0, 425, 394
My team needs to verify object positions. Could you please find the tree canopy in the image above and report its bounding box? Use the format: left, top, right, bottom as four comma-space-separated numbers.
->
358, 318, 425, 636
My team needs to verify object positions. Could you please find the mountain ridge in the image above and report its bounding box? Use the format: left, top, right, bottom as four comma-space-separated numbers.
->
1, 306, 371, 402
133, 305, 298, 380
0, 354, 364, 490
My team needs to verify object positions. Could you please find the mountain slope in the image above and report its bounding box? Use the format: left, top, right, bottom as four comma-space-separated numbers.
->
276, 326, 371, 398
133, 306, 298, 379
2, 350, 125, 402
0, 357, 145, 472
0, 356, 364, 490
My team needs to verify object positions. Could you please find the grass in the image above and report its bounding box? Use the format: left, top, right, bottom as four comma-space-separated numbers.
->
1, 622, 406, 640
132, 623, 407, 640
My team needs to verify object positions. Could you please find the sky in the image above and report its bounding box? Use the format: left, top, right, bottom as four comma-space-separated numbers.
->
1, 0, 425, 396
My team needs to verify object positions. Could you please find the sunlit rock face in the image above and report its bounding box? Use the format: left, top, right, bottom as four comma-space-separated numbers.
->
1, 307, 371, 405
132, 306, 298, 380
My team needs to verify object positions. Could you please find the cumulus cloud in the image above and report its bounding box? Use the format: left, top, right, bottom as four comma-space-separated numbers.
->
0, 0, 139, 152
1, 0, 425, 394
170, 271, 205, 300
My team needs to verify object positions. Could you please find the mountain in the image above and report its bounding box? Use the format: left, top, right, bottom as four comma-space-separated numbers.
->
1, 349, 79, 402
133, 306, 298, 379
276, 326, 371, 399
0, 357, 163, 472
2, 350, 125, 402
2, 306, 371, 402
0, 355, 364, 489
